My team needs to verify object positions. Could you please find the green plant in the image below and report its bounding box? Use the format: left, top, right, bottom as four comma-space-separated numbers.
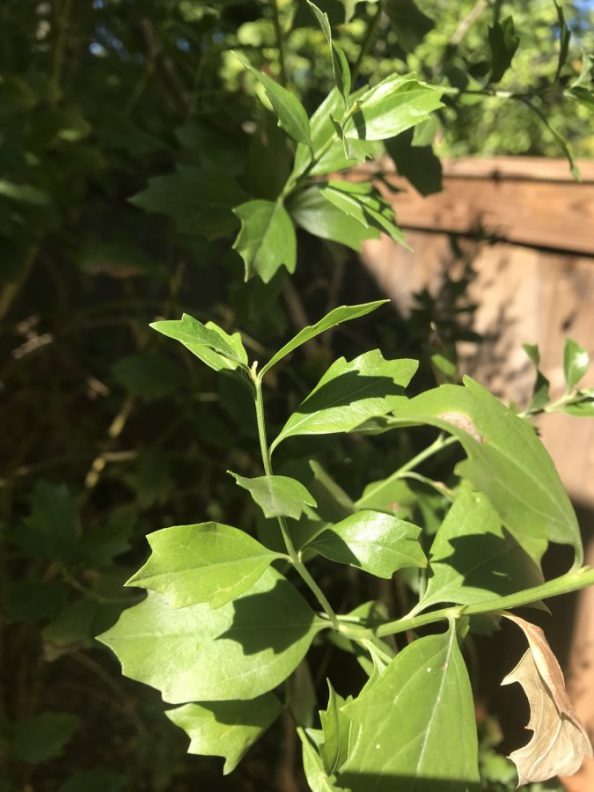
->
100, 302, 594, 789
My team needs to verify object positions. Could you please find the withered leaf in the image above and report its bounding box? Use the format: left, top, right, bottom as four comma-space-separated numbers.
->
502, 613, 593, 786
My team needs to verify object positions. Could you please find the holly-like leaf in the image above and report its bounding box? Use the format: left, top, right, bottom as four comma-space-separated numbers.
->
261, 301, 388, 376
307, 510, 426, 578
488, 16, 520, 83
563, 339, 589, 390
320, 181, 406, 245
130, 165, 246, 240
338, 623, 480, 790
151, 313, 249, 377
271, 351, 417, 450
19, 482, 80, 561
233, 199, 296, 282
230, 473, 317, 520
236, 55, 312, 149
307, 1, 351, 104
502, 614, 593, 785
391, 377, 582, 564
98, 567, 322, 703
166, 694, 283, 774
344, 75, 443, 142
126, 522, 283, 609
420, 484, 543, 610
289, 185, 379, 250
384, 0, 434, 52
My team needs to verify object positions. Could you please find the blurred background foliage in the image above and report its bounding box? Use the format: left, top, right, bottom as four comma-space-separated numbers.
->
1, 0, 592, 789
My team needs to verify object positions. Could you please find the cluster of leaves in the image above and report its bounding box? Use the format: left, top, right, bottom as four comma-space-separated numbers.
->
2, 1, 594, 790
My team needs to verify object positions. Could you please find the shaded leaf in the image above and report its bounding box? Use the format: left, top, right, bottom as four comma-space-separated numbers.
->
126, 522, 283, 609
307, 510, 426, 578
384, 0, 434, 52
308, 460, 355, 522
563, 339, 589, 390
307, 1, 351, 104
553, 0, 571, 82
130, 165, 245, 240
261, 301, 387, 376
298, 728, 341, 792
112, 352, 184, 400
21, 482, 80, 561
272, 350, 417, 449
98, 567, 322, 703
236, 55, 312, 149
319, 682, 350, 775
289, 185, 379, 250
230, 472, 317, 520
421, 484, 543, 609
166, 694, 283, 774
567, 86, 594, 113
488, 17, 520, 83
523, 343, 550, 412
338, 623, 480, 790
151, 313, 249, 377
320, 181, 406, 245
12, 712, 80, 763
385, 127, 442, 195
502, 614, 593, 785
233, 199, 296, 282
392, 377, 582, 564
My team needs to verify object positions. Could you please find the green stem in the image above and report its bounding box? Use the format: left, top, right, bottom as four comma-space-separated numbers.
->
270, 0, 287, 86
252, 370, 339, 628
371, 567, 594, 638
355, 433, 457, 508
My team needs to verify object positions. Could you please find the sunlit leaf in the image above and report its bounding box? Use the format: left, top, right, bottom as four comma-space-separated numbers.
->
166, 694, 283, 774
126, 522, 283, 608
563, 339, 589, 390
272, 350, 417, 449
98, 567, 323, 703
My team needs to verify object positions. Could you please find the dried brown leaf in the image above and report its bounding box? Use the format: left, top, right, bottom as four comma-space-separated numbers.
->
501, 613, 593, 786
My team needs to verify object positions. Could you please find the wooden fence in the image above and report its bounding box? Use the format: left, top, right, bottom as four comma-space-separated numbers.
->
361, 156, 594, 507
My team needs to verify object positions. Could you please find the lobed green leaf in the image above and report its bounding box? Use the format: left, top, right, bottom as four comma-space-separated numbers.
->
230, 472, 317, 520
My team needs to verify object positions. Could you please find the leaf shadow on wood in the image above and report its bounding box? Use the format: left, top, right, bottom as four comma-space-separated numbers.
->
219, 578, 317, 655
299, 371, 406, 413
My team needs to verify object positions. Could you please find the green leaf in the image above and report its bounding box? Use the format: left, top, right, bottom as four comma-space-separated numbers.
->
112, 352, 184, 400
79, 507, 135, 568
23, 481, 80, 561
230, 473, 317, 520
98, 567, 322, 703
562, 396, 594, 417
384, 0, 434, 52
385, 127, 442, 196
292, 89, 376, 179
271, 350, 418, 450
261, 300, 387, 376
553, 0, 571, 82
488, 17, 520, 84
523, 343, 551, 411
236, 55, 312, 149
289, 185, 379, 250
298, 728, 341, 792
150, 313, 249, 377
355, 475, 416, 515
319, 682, 350, 775
338, 624, 480, 791
567, 86, 594, 113
126, 522, 283, 609
307, 510, 426, 578
307, 1, 351, 104
166, 694, 283, 774
320, 181, 407, 245
7, 581, 68, 625
130, 165, 246, 240
392, 378, 582, 564
421, 484, 543, 610
12, 712, 80, 763
344, 75, 443, 142
308, 460, 355, 522
563, 339, 589, 390
233, 199, 296, 282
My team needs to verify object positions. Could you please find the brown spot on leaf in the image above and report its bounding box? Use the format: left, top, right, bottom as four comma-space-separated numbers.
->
439, 411, 483, 443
